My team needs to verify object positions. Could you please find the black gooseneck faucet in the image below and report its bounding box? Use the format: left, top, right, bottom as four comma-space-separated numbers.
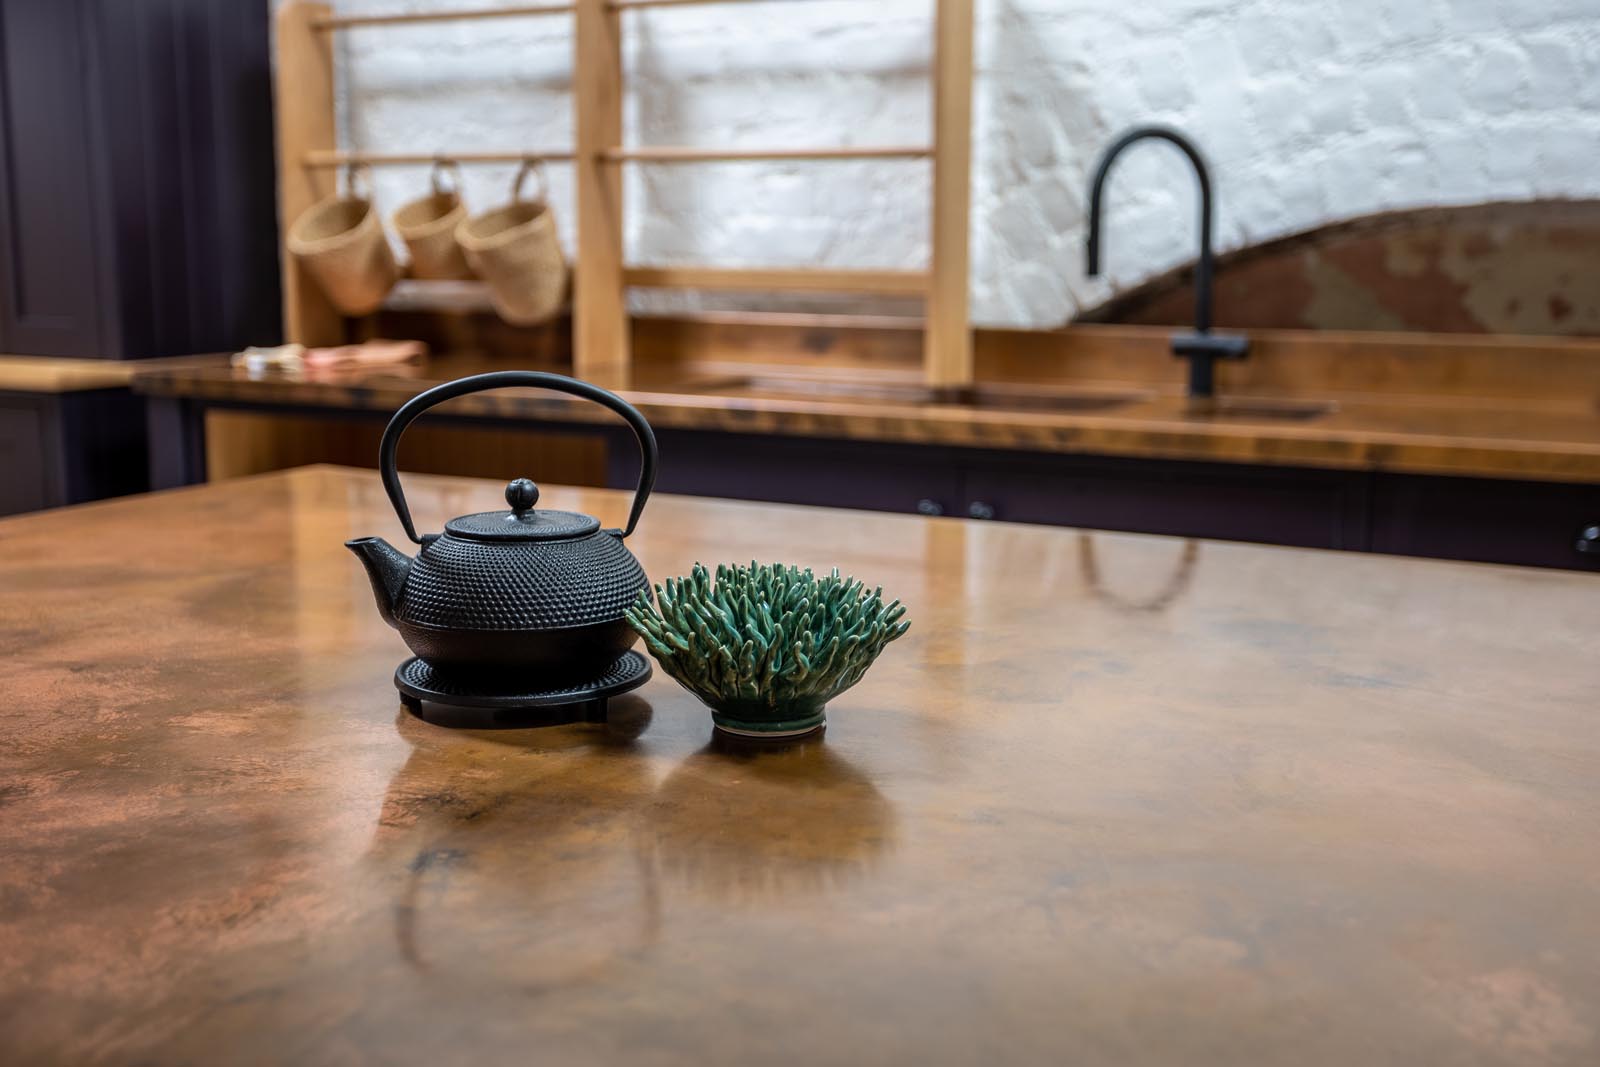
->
1086, 125, 1249, 400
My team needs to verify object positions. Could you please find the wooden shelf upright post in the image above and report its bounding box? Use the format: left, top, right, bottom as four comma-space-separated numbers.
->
273, 3, 342, 347
574, 0, 629, 385
927, 0, 974, 392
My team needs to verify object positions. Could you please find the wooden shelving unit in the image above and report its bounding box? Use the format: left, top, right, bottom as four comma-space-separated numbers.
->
273, 0, 974, 388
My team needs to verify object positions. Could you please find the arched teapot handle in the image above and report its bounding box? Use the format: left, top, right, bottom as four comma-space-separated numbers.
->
378, 371, 658, 544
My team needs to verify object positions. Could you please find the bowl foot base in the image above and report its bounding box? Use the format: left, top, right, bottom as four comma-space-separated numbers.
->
712, 722, 826, 742
709, 707, 827, 741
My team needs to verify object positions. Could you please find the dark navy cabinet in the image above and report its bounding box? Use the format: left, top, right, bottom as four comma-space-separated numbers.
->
645, 428, 1600, 572
0, 388, 149, 515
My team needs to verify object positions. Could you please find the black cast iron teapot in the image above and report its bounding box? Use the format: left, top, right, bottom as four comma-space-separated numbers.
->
347, 371, 657, 682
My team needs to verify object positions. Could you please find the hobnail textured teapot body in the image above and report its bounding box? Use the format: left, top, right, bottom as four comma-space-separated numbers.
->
347, 371, 658, 682
399, 525, 647, 676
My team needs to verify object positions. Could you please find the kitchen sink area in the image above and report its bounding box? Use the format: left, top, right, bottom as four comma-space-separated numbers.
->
688, 372, 1155, 414
670, 369, 1346, 424
1204, 398, 1338, 421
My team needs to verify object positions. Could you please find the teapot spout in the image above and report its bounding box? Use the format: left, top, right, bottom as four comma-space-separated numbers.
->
346, 537, 410, 628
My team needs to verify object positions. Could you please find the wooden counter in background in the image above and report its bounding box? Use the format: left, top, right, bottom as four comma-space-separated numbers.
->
132, 319, 1600, 571
4, 466, 1599, 1065
0, 356, 148, 393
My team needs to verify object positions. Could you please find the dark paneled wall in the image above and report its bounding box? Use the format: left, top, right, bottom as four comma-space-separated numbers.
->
0, 0, 279, 360
0, 2, 107, 356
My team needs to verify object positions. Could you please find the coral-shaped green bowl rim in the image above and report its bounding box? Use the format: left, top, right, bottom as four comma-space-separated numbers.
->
624, 561, 909, 727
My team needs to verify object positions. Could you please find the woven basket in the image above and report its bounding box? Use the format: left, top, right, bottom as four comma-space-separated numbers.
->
456, 161, 568, 325
286, 167, 398, 316
392, 160, 472, 280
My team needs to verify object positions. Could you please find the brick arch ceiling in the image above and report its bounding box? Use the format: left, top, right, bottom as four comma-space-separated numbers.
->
1074, 200, 1600, 337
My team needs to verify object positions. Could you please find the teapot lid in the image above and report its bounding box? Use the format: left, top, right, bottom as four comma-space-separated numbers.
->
442, 479, 602, 542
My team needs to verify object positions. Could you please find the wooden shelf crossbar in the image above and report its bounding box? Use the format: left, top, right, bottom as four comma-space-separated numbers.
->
604, 145, 932, 163
304, 149, 576, 168
623, 267, 929, 294
303, 145, 927, 170
608, 0, 841, 10
318, 0, 854, 27
316, 0, 890, 31
276, 0, 973, 386
314, 5, 574, 30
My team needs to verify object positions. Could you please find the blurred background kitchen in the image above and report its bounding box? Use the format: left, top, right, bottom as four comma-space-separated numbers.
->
3, 0, 1598, 569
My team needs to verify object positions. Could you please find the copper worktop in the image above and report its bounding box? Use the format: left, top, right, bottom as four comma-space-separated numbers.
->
3, 466, 1598, 1064
132, 342, 1600, 483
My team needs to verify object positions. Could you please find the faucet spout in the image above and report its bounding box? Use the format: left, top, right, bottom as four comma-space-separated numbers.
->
1085, 124, 1247, 399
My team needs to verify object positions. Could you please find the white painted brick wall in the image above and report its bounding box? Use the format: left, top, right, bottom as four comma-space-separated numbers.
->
294, 0, 1600, 327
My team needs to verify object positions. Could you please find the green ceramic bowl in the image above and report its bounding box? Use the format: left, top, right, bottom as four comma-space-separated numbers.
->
624, 562, 910, 737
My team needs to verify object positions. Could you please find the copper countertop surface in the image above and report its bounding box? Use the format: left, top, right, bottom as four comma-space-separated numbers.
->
133, 353, 1600, 483
3, 466, 1598, 1064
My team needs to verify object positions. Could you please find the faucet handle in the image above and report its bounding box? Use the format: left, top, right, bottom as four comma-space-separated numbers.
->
1171, 332, 1250, 360
1171, 332, 1251, 400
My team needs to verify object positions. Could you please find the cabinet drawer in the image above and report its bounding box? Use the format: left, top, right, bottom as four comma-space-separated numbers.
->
1371, 474, 1600, 571
646, 430, 964, 516
962, 452, 1371, 551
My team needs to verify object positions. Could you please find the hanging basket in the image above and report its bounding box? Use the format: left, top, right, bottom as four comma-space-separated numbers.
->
456, 159, 568, 326
285, 166, 399, 316
392, 159, 472, 280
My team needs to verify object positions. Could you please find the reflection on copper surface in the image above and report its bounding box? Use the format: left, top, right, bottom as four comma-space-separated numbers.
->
1077, 533, 1200, 612
644, 734, 895, 903
371, 700, 661, 992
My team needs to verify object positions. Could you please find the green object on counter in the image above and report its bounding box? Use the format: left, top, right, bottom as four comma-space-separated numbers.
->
624, 561, 911, 736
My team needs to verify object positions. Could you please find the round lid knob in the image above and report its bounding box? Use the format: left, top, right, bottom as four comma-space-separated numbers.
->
505, 478, 540, 518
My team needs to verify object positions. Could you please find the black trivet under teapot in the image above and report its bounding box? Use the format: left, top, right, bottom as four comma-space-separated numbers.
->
347, 371, 656, 721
